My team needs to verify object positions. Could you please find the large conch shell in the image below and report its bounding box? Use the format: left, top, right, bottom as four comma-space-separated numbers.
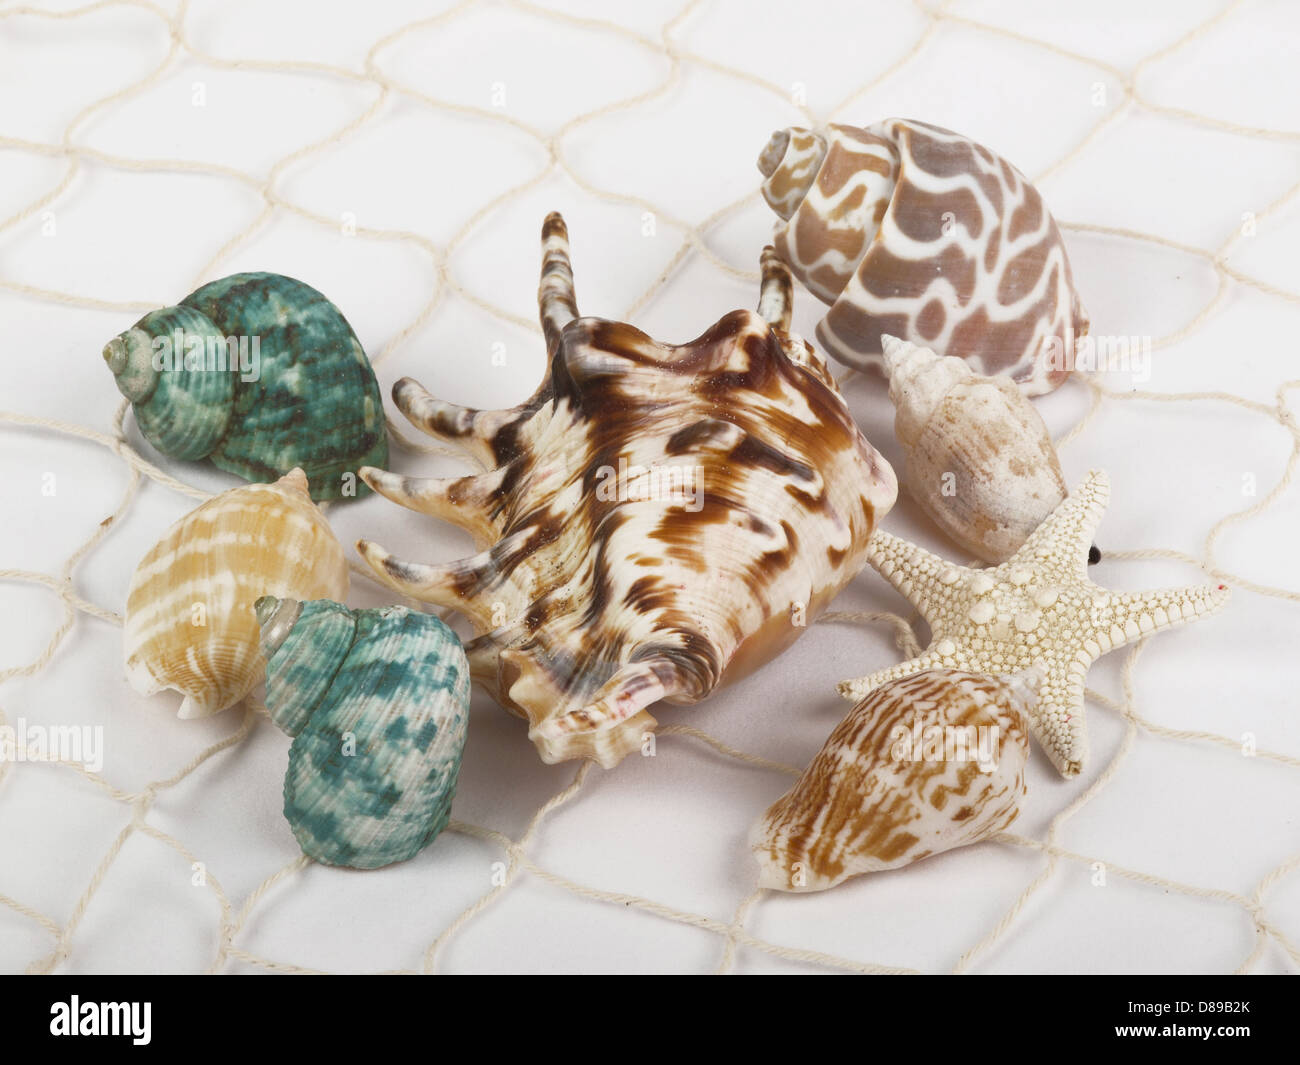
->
757, 120, 1089, 396
122, 469, 349, 717
104, 272, 388, 501
751, 668, 1037, 893
256, 597, 471, 870
358, 213, 898, 769
883, 335, 1068, 563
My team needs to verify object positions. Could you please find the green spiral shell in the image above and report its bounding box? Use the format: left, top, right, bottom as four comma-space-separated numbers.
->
256, 596, 471, 870
103, 272, 388, 501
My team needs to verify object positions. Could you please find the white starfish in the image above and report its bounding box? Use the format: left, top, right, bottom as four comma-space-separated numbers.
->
838, 470, 1230, 777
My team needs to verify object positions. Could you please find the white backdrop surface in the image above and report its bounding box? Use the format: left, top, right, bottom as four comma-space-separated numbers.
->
1, 0, 1298, 974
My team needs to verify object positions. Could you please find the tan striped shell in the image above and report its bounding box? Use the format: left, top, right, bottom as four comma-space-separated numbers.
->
758, 119, 1089, 396
123, 469, 349, 717
883, 335, 1067, 563
750, 668, 1038, 892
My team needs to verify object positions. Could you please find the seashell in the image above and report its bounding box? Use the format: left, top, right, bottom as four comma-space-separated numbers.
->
757, 120, 1089, 396
883, 334, 1068, 563
255, 596, 471, 869
123, 468, 349, 718
103, 272, 388, 501
356, 213, 898, 769
751, 668, 1038, 893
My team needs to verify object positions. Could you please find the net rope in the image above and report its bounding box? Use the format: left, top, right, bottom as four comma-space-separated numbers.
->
1, 0, 1298, 974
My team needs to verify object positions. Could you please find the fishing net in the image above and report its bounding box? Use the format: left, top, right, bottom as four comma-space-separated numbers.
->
1, 0, 1297, 973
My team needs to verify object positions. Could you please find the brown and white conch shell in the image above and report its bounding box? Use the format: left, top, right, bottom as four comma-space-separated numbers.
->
123, 469, 349, 718
751, 668, 1038, 893
357, 213, 898, 769
757, 119, 1089, 396
883, 335, 1068, 564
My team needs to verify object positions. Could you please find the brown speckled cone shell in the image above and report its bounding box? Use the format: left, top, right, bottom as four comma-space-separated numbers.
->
751, 668, 1037, 892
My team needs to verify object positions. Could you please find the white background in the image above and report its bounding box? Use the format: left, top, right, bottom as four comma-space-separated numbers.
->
1, 0, 1298, 974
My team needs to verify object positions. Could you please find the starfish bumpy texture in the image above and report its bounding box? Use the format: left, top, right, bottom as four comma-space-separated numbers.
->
838, 470, 1230, 777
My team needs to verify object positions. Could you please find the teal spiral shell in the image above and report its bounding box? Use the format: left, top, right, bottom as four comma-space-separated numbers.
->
103, 272, 388, 501
256, 597, 471, 870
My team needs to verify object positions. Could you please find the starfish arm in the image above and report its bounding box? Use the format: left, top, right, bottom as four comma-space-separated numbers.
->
865, 531, 969, 620
1098, 581, 1231, 649
836, 649, 945, 703
1024, 663, 1089, 778
1014, 469, 1110, 581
